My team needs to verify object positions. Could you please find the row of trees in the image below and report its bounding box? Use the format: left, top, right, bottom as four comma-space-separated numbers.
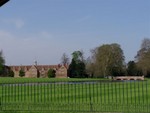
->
65, 38, 150, 78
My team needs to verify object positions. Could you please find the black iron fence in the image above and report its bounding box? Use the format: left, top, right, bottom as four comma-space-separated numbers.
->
0, 80, 149, 113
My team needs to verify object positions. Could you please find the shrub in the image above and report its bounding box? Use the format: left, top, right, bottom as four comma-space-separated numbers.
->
19, 69, 25, 77
8, 70, 14, 77
47, 69, 56, 78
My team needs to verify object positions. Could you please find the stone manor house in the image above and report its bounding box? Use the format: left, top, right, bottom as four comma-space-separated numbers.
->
9, 64, 68, 78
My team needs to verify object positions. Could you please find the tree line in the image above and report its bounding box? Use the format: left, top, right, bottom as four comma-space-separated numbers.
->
65, 38, 150, 78
0, 38, 150, 78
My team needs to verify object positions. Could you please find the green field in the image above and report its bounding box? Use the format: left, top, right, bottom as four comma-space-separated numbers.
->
0, 78, 150, 113
0, 77, 108, 84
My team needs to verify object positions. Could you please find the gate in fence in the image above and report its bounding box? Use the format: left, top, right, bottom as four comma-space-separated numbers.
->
0, 80, 149, 113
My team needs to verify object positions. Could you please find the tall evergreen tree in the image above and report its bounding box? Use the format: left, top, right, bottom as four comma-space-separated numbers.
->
127, 61, 138, 76
68, 51, 87, 78
0, 50, 5, 75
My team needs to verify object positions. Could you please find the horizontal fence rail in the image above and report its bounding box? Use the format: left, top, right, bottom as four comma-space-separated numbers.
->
0, 80, 149, 113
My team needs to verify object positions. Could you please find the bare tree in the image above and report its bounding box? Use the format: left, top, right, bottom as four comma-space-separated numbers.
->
141, 38, 150, 50
136, 38, 150, 76
61, 53, 70, 65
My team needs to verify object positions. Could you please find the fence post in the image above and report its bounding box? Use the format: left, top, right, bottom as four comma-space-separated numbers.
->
90, 96, 93, 112
146, 80, 149, 113
0, 83, 1, 112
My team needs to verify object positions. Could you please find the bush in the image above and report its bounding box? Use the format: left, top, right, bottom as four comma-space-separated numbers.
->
19, 69, 25, 77
8, 70, 14, 77
47, 69, 56, 78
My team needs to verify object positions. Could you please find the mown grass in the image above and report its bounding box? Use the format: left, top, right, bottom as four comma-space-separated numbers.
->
0, 78, 150, 113
0, 77, 108, 84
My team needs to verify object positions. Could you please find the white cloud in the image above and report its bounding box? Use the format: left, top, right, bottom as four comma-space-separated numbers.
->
0, 30, 94, 65
2, 18, 25, 29
0, 30, 69, 65
41, 31, 53, 38
76, 15, 91, 23
14, 19, 24, 29
0, 30, 12, 38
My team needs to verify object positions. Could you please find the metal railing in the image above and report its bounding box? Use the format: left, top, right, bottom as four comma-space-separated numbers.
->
0, 80, 149, 113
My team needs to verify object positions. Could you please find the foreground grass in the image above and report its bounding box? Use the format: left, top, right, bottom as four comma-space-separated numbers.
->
0, 78, 150, 113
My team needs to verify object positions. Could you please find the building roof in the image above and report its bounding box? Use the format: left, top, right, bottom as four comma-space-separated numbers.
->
9, 64, 68, 71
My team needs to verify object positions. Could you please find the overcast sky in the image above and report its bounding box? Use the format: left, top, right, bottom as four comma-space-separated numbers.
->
0, 0, 150, 65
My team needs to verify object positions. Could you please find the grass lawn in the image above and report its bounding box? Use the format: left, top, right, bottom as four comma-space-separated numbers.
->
0, 77, 150, 113
0, 77, 108, 84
